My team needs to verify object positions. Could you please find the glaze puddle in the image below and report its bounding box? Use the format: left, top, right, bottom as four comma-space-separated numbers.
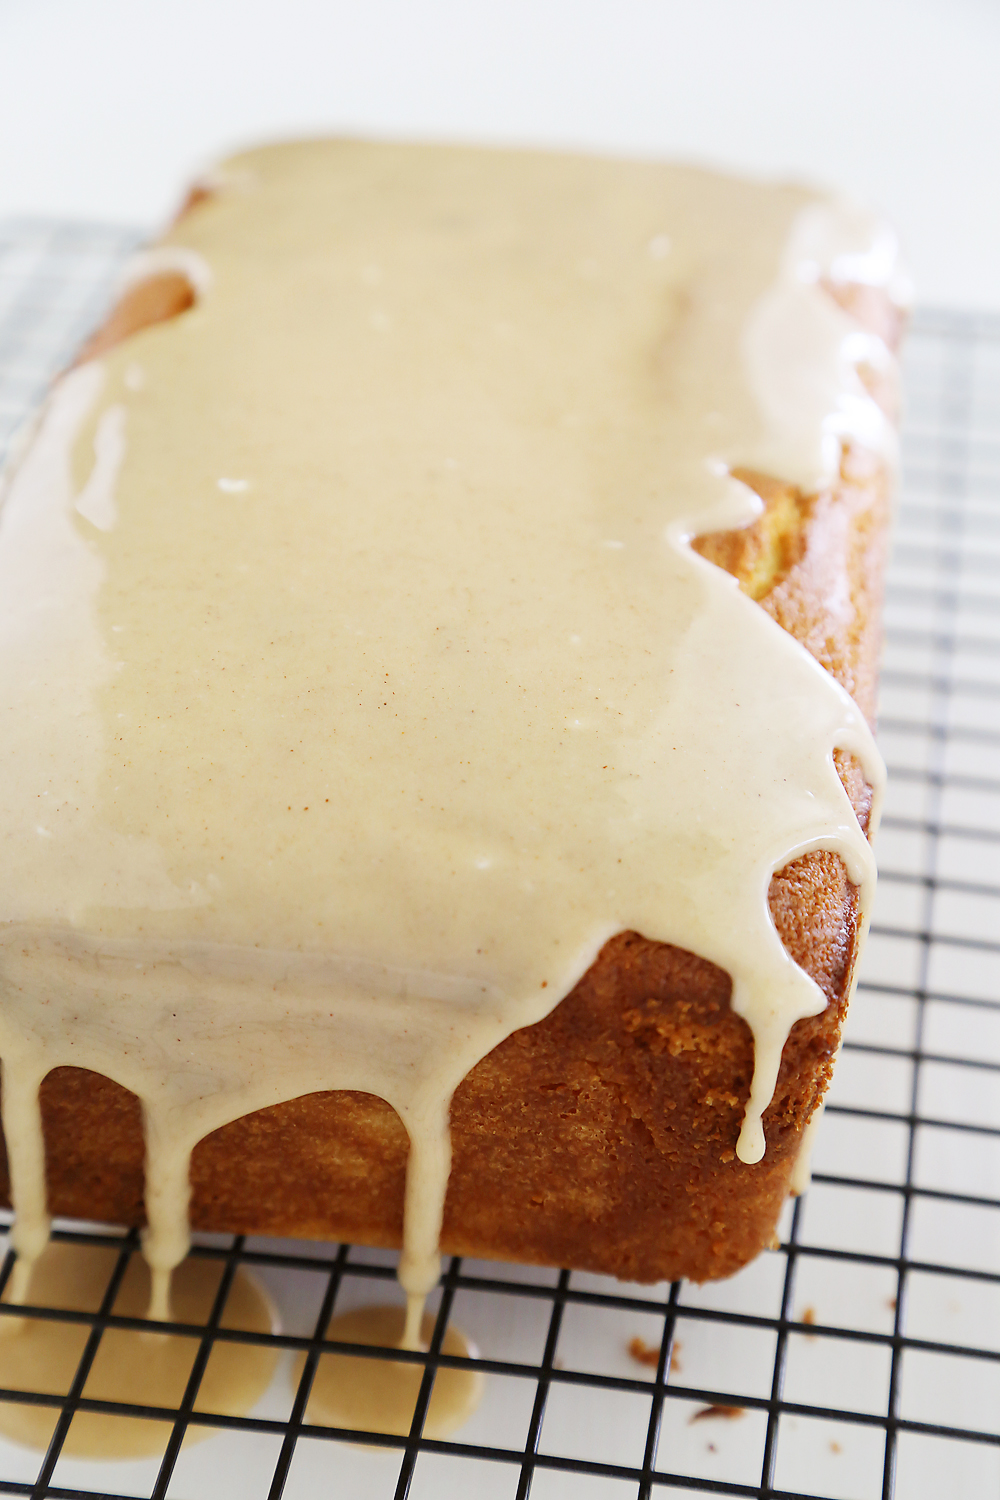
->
298, 1304, 484, 1438
0, 1242, 277, 1457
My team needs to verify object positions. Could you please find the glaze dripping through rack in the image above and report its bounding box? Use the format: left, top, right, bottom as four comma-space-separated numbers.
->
0, 223, 998, 1500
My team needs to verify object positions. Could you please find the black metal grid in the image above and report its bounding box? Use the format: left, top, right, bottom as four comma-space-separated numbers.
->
0, 220, 140, 468
0, 224, 998, 1500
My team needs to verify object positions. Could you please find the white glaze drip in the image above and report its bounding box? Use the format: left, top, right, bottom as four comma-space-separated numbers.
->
790, 1090, 828, 1198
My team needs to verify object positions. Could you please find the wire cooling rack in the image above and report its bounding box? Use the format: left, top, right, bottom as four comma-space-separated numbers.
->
0, 222, 998, 1500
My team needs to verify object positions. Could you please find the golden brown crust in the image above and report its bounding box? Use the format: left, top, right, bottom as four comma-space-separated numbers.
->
695, 453, 890, 728
0, 253, 897, 1286
74, 271, 196, 365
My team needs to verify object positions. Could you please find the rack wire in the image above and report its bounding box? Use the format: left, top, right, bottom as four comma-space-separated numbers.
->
0, 222, 997, 1500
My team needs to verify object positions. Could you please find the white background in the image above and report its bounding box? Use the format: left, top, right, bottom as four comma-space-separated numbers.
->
0, 0, 998, 310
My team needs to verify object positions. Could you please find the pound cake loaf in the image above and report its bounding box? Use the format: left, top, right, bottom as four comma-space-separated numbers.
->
0, 141, 902, 1296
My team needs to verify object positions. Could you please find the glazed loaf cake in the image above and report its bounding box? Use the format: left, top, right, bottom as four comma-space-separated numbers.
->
0, 141, 900, 1291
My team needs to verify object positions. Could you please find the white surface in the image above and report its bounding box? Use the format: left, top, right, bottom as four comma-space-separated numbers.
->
0, 0, 999, 310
